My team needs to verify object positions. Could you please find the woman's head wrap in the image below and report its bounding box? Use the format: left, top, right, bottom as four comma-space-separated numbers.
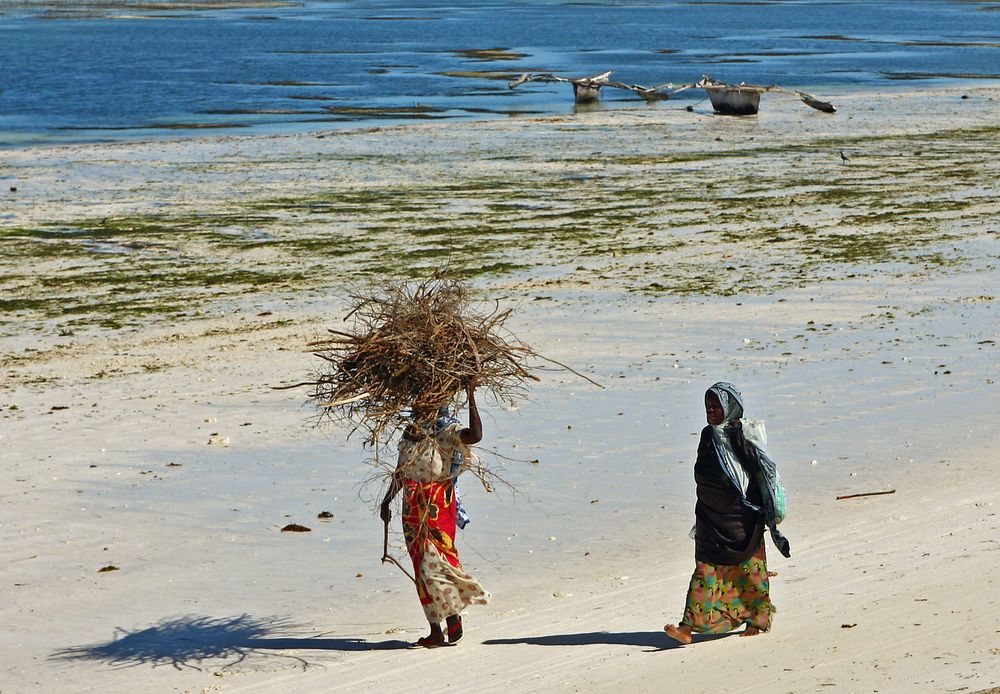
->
707, 382, 744, 423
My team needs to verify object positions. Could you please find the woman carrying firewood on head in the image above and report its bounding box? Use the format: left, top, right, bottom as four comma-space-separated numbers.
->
295, 277, 580, 647
380, 378, 490, 648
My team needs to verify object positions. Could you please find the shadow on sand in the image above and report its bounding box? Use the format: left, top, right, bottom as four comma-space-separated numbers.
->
484, 629, 736, 652
52, 614, 410, 671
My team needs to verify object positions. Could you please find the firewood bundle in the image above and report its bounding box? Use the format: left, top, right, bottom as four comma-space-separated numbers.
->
301, 276, 540, 444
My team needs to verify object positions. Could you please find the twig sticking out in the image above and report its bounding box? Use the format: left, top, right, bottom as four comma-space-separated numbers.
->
382, 518, 416, 585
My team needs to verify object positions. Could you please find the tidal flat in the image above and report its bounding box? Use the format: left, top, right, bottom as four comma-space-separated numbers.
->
1, 87, 997, 340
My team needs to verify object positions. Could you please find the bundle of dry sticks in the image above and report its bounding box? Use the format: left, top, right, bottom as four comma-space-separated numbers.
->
298, 276, 545, 445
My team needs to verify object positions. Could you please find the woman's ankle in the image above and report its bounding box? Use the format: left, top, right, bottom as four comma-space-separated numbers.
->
446, 614, 464, 643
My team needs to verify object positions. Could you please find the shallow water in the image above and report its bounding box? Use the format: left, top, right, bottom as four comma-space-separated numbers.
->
2, 0, 999, 146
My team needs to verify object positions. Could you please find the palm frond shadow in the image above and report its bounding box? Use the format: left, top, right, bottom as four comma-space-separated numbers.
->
52, 614, 410, 671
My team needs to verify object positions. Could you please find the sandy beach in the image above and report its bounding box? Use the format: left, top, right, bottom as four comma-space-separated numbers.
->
2, 84, 999, 693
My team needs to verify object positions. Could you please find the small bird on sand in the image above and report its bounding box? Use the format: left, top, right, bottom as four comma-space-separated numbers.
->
839, 150, 850, 163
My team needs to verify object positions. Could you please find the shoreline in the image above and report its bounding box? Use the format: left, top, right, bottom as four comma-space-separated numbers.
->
4, 78, 1000, 151
1, 82, 999, 692
2, 77, 998, 153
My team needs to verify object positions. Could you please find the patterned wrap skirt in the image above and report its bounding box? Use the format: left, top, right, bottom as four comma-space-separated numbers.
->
402, 478, 489, 624
680, 542, 774, 633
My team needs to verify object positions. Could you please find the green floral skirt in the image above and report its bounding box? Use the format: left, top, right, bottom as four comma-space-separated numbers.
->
681, 542, 774, 633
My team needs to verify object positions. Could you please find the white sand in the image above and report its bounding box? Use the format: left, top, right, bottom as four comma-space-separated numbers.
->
2, 85, 999, 693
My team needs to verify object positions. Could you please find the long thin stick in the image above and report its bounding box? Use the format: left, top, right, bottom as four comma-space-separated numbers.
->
382, 518, 417, 585
270, 381, 317, 391
319, 392, 370, 408
532, 354, 605, 389
836, 489, 896, 500
460, 323, 482, 373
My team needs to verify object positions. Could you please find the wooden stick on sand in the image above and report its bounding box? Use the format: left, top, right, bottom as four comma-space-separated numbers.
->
836, 489, 896, 500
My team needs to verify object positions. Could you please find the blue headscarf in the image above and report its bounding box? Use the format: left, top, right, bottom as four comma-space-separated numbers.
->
707, 382, 744, 423
704, 382, 791, 558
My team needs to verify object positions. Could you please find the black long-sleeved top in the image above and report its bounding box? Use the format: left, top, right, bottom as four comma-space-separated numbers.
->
693, 424, 765, 565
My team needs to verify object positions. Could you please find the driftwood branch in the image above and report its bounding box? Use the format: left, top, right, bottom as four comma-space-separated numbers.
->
836, 489, 896, 501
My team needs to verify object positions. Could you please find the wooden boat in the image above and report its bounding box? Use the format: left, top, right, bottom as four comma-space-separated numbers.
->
695, 75, 835, 115
508, 70, 615, 103
508, 71, 836, 115
700, 81, 765, 115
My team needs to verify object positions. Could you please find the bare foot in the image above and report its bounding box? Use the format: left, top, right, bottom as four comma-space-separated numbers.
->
739, 626, 763, 638
663, 623, 693, 645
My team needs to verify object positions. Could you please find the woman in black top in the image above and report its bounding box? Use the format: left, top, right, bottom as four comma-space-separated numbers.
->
664, 382, 776, 644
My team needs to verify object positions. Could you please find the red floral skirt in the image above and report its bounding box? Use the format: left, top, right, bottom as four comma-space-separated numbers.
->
401, 479, 488, 623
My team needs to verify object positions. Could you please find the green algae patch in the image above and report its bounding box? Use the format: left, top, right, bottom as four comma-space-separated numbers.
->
452, 48, 529, 61
3, 114, 996, 333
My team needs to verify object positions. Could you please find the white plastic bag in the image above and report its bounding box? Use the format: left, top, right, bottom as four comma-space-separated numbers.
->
741, 418, 767, 450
